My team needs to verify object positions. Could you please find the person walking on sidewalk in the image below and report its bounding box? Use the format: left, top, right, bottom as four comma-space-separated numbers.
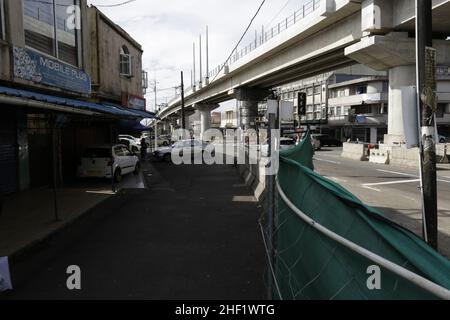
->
140, 138, 148, 161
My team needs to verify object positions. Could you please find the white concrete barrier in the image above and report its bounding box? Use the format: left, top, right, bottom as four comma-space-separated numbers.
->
369, 147, 390, 165
390, 146, 420, 167
341, 143, 368, 161
437, 144, 449, 164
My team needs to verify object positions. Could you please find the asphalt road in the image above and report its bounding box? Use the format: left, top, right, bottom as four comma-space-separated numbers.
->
314, 147, 450, 258
1, 161, 265, 300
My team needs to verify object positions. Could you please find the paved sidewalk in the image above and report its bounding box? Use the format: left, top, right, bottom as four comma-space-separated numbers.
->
0, 173, 146, 258
1, 161, 265, 299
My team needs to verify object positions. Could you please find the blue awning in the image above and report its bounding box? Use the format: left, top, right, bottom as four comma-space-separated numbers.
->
103, 103, 159, 120
117, 120, 153, 132
0, 86, 156, 119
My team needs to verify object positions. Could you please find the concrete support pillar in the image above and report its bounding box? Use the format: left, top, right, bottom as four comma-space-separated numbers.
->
199, 109, 211, 140
235, 88, 269, 131
385, 65, 416, 145
194, 103, 219, 140
370, 127, 378, 144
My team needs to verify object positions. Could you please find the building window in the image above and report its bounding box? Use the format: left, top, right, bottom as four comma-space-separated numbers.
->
142, 70, 148, 95
23, 0, 80, 66
120, 45, 133, 77
356, 85, 367, 95
226, 111, 233, 122
338, 89, 347, 97
436, 103, 446, 118
306, 87, 313, 96
329, 107, 335, 117
0, 0, 4, 40
336, 106, 342, 116
314, 86, 321, 95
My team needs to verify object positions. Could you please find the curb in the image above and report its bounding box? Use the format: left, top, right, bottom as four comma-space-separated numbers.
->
7, 190, 125, 264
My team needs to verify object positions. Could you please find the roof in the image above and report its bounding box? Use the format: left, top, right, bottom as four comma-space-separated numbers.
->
0, 86, 158, 119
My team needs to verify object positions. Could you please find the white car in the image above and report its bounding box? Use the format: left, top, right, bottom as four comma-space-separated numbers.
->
118, 137, 140, 154
77, 145, 140, 182
260, 137, 296, 157
154, 139, 213, 162
142, 134, 171, 147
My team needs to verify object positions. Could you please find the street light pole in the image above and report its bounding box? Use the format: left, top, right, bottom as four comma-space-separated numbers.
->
416, 0, 438, 249
181, 71, 186, 131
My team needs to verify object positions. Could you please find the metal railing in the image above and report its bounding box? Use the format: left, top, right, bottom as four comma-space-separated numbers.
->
207, 0, 321, 80
165, 0, 322, 110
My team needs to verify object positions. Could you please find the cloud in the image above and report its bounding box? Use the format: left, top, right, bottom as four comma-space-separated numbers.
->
88, 0, 307, 110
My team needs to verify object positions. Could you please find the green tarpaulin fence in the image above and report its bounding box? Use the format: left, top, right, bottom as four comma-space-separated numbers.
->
273, 134, 450, 300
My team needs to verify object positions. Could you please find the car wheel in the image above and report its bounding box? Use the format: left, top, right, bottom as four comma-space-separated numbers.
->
114, 169, 122, 183
163, 153, 171, 162
134, 162, 140, 175
163, 141, 169, 146
440, 138, 446, 144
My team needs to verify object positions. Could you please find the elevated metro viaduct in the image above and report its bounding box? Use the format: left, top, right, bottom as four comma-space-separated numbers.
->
158, 0, 450, 142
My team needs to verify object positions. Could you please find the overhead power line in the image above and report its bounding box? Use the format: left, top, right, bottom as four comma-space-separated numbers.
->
25, 0, 139, 7
265, 0, 291, 30
92, 0, 138, 8
210, 0, 267, 83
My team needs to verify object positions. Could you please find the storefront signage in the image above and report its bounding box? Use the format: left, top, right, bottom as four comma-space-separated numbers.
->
122, 92, 146, 111
13, 47, 91, 95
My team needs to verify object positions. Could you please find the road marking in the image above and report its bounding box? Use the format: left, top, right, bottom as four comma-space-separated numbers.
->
362, 186, 381, 192
330, 177, 348, 183
402, 195, 419, 202
314, 157, 341, 165
377, 169, 450, 184
362, 179, 421, 187
377, 169, 416, 177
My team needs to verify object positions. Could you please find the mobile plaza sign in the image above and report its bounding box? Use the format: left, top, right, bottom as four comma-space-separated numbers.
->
13, 47, 91, 95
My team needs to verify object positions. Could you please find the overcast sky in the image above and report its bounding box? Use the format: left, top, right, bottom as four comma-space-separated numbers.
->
88, 0, 308, 111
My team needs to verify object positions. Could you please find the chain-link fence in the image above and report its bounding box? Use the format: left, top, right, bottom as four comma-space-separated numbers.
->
259, 134, 450, 300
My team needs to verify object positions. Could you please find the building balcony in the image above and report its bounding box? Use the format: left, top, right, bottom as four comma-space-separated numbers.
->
328, 92, 388, 107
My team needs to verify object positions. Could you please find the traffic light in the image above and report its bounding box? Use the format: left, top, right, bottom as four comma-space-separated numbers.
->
298, 92, 307, 116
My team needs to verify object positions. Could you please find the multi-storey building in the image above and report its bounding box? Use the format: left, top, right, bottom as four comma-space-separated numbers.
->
277, 64, 450, 144
0, 0, 153, 196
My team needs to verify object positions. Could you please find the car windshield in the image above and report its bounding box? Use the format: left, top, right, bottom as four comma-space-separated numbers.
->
83, 148, 111, 158
280, 139, 294, 146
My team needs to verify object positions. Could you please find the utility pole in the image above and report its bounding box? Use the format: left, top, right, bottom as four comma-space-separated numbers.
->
206, 25, 209, 84
153, 79, 159, 112
199, 34, 203, 88
181, 71, 186, 131
416, 0, 438, 249
193, 42, 196, 90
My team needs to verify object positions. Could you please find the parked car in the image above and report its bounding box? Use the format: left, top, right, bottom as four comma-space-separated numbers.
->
260, 137, 296, 157
311, 134, 342, 147
438, 134, 448, 144
119, 134, 138, 142
299, 133, 322, 151
118, 137, 140, 154
154, 139, 213, 162
77, 145, 140, 182
310, 135, 322, 151
142, 134, 171, 147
